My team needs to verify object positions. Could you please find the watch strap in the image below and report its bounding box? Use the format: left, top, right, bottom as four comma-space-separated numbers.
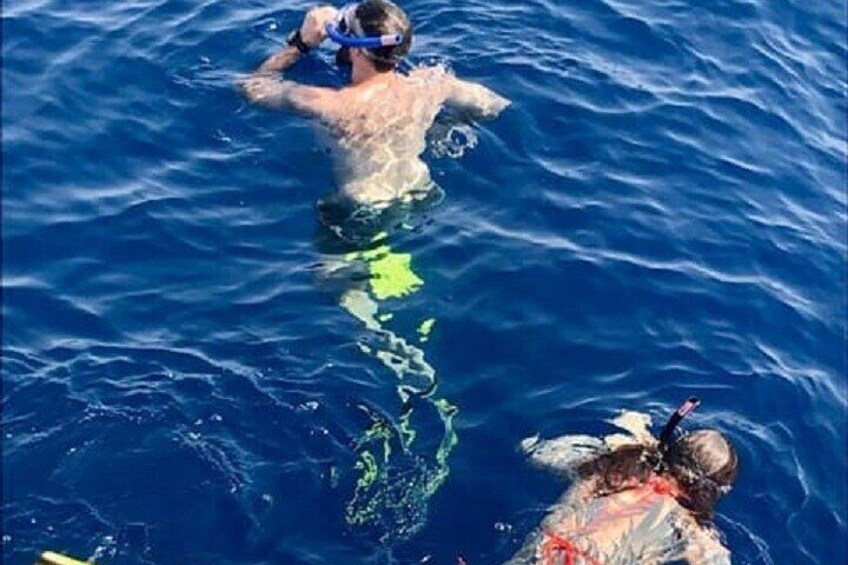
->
287, 29, 310, 54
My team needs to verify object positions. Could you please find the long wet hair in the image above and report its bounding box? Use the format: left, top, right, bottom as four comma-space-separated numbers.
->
576, 430, 739, 523
353, 0, 412, 72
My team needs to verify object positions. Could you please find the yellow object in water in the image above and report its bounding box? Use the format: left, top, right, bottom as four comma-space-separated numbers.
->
36, 552, 93, 565
417, 318, 436, 342
347, 244, 423, 301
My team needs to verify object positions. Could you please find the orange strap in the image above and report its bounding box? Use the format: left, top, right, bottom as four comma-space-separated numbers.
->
541, 477, 679, 565
647, 476, 678, 496
541, 530, 604, 565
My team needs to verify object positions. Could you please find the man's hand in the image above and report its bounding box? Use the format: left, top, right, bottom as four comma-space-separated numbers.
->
254, 5, 337, 75
300, 5, 340, 48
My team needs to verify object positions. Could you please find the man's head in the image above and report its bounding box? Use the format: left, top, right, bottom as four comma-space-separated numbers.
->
333, 1, 412, 73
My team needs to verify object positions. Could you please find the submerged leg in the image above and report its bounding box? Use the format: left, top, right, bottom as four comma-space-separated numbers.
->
327, 236, 458, 542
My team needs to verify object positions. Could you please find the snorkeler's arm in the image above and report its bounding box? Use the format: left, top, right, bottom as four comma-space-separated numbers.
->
239, 64, 339, 116
239, 6, 341, 117
521, 434, 607, 478
683, 523, 732, 565
444, 76, 511, 119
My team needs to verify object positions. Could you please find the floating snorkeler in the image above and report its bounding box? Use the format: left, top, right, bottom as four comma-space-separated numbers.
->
509, 399, 738, 565
239, 0, 509, 543
239, 0, 509, 237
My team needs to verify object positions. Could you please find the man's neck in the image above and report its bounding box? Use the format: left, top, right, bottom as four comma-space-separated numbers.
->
351, 61, 388, 86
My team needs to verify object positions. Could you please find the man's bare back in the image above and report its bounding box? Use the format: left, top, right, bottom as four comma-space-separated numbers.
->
239, 2, 508, 208
319, 66, 507, 204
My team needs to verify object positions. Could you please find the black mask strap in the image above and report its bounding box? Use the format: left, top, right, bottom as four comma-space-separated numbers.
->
336, 46, 352, 67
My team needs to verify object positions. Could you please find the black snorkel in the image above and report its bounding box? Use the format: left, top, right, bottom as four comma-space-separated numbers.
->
654, 397, 701, 469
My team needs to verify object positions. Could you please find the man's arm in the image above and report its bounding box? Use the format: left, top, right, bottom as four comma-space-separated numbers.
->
238, 49, 337, 115
444, 76, 511, 119
238, 6, 340, 117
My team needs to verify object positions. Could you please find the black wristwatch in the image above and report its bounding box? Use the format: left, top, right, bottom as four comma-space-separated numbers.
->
287, 29, 310, 54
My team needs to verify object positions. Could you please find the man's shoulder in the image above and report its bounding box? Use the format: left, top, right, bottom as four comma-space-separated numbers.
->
407, 65, 452, 86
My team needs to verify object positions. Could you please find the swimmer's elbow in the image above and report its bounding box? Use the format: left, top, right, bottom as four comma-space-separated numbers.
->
448, 78, 510, 120
237, 74, 286, 108
472, 90, 511, 120
237, 81, 252, 104
237, 75, 262, 104
483, 92, 511, 118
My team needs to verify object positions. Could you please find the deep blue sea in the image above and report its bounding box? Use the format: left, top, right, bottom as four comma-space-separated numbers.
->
3, 0, 847, 563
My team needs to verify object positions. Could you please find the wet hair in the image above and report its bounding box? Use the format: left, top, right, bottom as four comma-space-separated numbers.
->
577, 430, 738, 523
353, 0, 412, 72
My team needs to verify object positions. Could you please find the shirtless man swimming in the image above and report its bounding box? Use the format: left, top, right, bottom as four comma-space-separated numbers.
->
239, 3, 505, 539
239, 0, 509, 216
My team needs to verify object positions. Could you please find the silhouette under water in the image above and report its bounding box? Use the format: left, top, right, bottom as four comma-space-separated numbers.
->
313, 186, 459, 543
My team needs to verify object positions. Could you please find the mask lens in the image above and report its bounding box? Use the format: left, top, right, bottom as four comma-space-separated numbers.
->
339, 3, 358, 35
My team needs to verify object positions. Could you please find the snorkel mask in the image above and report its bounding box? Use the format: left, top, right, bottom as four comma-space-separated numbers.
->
326, 3, 405, 66
649, 398, 737, 496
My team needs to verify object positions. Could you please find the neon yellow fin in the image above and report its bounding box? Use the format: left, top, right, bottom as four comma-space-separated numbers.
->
37, 552, 93, 565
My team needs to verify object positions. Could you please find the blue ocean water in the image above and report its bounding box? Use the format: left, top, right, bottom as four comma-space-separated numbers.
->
2, 0, 846, 562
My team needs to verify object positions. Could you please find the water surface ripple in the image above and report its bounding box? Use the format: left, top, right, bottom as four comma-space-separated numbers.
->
3, 0, 846, 563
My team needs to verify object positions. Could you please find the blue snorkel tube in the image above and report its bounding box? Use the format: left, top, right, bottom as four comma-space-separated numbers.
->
326, 24, 403, 49
325, 3, 404, 50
